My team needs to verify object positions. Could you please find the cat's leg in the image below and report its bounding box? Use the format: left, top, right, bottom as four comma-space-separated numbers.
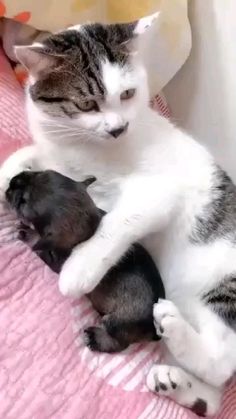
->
146, 364, 222, 417
59, 174, 179, 297
153, 299, 235, 387
0, 145, 39, 197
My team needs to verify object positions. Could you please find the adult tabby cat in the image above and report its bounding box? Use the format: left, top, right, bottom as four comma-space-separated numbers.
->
1, 14, 235, 415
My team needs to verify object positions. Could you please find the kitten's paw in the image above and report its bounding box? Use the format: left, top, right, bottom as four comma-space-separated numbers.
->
83, 327, 103, 352
17, 223, 32, 240
146, 364, 192, 395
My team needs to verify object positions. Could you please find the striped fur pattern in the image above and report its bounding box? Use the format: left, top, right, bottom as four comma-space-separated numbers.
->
26, 23, 136, 118
191, 167, 236, 244
192, 166, 236, 326
204, 275, 236, 326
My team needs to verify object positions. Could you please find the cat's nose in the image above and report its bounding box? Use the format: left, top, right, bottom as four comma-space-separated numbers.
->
107, 123, 129, 138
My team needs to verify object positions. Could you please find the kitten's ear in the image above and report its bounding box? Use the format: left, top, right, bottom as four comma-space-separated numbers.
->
134, 12, 160, 36
15, 44, 61, 77
82, 176, 97, 188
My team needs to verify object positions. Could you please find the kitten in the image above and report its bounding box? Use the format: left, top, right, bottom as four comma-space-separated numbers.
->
6, 169, 165, 353
0, 13, 234, 415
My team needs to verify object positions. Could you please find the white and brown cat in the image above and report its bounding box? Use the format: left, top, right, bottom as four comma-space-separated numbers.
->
1, 14, 235, 415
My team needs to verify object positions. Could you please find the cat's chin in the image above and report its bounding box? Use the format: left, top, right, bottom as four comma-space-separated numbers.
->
104, 134, 129, 144
89, 131, 130, 145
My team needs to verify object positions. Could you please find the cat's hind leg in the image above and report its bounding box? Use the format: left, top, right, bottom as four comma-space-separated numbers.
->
146, 364, 222, 417
153, 299, 235, 387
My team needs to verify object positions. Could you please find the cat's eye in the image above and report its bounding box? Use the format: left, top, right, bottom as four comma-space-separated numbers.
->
76, 100, 99, 112
38, 97, 65, 103
120, 89, 136, 101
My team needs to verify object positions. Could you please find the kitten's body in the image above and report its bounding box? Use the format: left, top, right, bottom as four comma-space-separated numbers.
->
6, 170, 165, 353
1, 16, 235, 415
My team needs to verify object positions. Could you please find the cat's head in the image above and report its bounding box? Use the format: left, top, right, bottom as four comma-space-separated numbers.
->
15, 14, 159, 143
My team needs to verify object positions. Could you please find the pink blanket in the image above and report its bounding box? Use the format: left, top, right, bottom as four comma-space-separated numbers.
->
0, 47, 235, 419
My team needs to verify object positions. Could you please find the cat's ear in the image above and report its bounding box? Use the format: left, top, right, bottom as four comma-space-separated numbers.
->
15, 44, 61, 77
119, 12, 160, 54
134, 12, 160, 36
110, 12, 159, 50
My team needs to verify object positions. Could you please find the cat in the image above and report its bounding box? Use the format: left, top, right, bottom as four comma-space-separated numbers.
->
6, 169, 164, 352
0, 13, 235, 416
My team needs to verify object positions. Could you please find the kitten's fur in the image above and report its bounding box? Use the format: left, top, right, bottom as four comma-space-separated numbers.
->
6, 170, 164, 353
0, 13, 235, 415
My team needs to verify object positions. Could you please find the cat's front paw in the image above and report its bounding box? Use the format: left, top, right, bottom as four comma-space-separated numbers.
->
59, 242, 108, 297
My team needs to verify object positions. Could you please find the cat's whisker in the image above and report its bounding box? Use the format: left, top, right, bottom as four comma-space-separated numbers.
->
43, 129, 80, 135
43, 123, 77, 130
42, 123, 97, 136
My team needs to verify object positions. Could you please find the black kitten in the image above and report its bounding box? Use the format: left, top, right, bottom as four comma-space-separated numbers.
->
6, 170, 165, 353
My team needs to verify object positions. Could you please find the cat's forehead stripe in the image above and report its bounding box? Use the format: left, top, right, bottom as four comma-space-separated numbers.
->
30, 23, 135, 107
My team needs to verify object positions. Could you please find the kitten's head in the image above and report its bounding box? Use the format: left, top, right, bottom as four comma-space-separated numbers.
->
15, 14, 158, 143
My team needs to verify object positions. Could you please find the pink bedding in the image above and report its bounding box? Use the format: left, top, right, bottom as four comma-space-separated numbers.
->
0, 47, 235, 419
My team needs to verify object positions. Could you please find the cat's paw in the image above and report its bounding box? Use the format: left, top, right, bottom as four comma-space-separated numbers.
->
153, 299, 190, 362
153, 299, 185, 338
146, 364, 192, 395
59, 241, 108, 297
147, 364, 219, 417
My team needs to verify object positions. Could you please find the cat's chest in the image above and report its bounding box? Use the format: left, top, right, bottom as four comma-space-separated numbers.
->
88, 178, 121, 211
48, 144, 135, 211
56, 154, 123, 211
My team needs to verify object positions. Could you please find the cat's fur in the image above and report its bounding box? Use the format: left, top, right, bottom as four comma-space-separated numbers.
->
0, 13, 235, 415
6, 169, 164, 353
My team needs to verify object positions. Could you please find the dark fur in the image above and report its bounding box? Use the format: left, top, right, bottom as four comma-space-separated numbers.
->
203, 275, 236, 327
191, 398, 207, 417
190, 166, 236, 326
6, 170, 165, 353
191, 167, 236, 244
